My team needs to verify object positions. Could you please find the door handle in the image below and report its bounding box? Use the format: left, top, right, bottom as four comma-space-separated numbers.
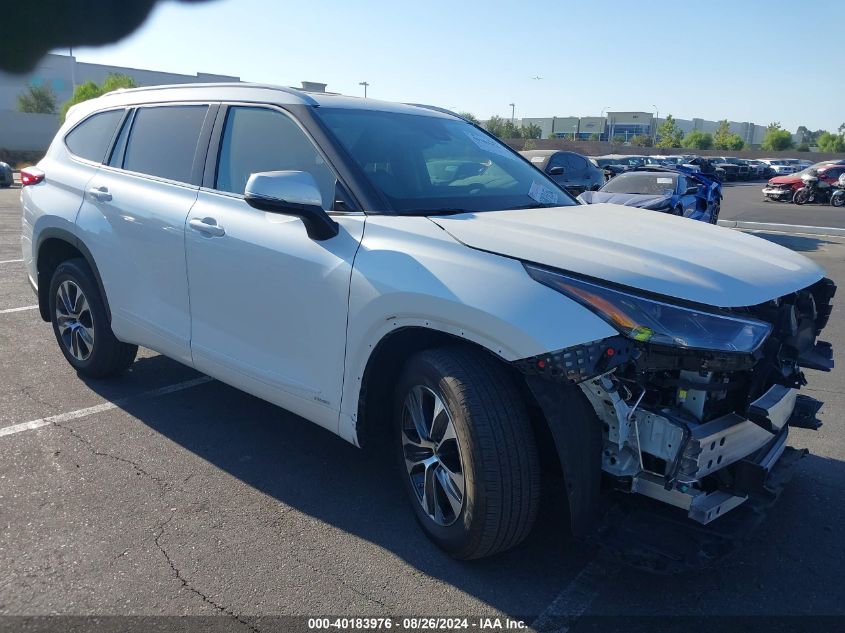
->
87, 186, 112, 202
189, 217, 225, 237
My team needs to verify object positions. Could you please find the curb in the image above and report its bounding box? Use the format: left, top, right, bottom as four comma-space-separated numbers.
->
718, 219, 845, 238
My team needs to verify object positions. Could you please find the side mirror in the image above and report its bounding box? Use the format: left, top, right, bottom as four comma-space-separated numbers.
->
548, 166, 565, 175
684, 186, 700, 195
244, 171, 339, 241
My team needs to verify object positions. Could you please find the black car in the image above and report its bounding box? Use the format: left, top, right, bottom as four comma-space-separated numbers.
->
590, 156, 629, 180
0, 161, 13, 187
520, 150, 605, 195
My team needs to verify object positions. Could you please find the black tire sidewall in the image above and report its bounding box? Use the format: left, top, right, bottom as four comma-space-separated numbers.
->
393, 354, 484, 554
48, 259, 112, 374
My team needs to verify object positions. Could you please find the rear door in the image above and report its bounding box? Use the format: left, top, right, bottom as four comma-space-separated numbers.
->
75, 103, 214, 364
184, 104, 365, 432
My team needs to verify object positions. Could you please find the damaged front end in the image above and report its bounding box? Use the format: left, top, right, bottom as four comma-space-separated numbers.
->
516, 263, 836, 569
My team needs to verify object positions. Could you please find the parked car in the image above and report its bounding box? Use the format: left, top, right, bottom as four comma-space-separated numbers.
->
763, 162, 845, 202
520, 150, 604, 195
21, 83, 836, 569
746, 159, 772, 179
707, 157, 740, 181
759, 159, 797, 176
590, 156, 629, 181
711, 156, 750, 180
0, 161, 13, 187
576, 166, 721, 223
741, 159, 765, 180
663, 155, 726, 183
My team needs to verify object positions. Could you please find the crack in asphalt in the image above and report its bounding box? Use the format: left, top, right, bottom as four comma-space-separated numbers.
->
154, 515, 262, 633
19, 385, 59, 412
51, 419, 170, 492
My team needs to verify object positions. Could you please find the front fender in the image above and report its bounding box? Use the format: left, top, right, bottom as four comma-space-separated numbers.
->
339, 215, 616, 443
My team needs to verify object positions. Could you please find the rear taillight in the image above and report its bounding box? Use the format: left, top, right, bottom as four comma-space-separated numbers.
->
20, 167, 45, 187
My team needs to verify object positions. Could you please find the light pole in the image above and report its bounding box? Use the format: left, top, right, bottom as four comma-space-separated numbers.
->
509, 103, 515, 123
69, 46, 76, 91
600, 106, 610, 141
653, 104, 659, 143
359, 81, 369, 98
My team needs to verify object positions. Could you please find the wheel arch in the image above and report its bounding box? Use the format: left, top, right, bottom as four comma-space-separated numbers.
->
353, 324, 594, 536
35, 229, 111, 323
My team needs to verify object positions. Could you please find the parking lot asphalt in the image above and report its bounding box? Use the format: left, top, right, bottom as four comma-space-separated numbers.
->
720, 181, 845, 230
1, 185, 844, 631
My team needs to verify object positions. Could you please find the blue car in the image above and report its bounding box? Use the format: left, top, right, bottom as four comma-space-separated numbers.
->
577, 166, 722, 224
0, 161, 13, 188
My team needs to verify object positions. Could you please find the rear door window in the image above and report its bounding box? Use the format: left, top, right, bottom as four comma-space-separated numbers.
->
65, 109, 125, 163
123, 105, 208, 183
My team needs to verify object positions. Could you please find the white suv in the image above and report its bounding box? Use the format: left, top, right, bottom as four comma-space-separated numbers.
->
20, 84, 836, 569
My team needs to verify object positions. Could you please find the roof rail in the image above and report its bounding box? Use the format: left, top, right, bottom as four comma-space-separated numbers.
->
100, 82, 320, 106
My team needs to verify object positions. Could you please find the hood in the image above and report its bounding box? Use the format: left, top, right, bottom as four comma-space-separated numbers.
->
770, 174, 800, 184
577, 191, 674, 210
429, 204, 824, 308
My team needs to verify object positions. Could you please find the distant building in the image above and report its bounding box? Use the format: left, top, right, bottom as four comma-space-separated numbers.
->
0, 53, 241, 151
482, 110, 772, 147
0, 52, 240, 112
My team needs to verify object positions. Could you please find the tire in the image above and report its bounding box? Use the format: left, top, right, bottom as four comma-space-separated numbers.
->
832, 192, 845, 208
794, 188, 810, 205
49, 258, 137, 378
394, 346, 541, 559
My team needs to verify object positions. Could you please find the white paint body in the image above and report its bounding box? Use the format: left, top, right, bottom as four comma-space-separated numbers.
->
21, 84, 826, 447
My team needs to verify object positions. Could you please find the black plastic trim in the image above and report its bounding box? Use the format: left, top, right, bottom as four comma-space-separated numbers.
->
35, 228, 112, 324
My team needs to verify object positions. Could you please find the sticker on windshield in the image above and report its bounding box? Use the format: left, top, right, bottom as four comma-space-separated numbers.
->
528, 181, 559, 205
656, 177, 673, 184
530, 156, 545, 163
464, 130, 513, 158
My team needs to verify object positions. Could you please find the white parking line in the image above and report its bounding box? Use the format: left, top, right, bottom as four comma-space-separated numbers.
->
530, 560, 610, 633
0, 305, 38, 314
0, 376, 214, 438
0, 259, 23, 264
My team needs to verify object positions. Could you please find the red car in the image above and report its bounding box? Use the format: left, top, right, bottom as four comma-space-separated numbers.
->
762, 161, 845, 202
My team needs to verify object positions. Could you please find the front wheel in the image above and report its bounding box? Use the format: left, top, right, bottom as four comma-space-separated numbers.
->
49, 258, 138, 378
794, 188, 811, 205
395, 347, 541, 559
832, 192, 845, 208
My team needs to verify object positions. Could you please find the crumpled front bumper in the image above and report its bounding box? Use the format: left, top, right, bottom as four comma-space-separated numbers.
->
590, 442, 807, 573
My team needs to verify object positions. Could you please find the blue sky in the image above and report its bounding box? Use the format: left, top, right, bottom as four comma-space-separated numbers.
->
71, 0, 843, 132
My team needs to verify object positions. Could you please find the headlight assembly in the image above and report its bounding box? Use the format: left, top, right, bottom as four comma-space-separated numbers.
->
524, 264, 772, 354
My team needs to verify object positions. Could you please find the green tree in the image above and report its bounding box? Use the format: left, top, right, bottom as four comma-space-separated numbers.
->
655, 114, 683, 148
519, 122, 542, 139
796, 143, 810, 152
712, 119, 745, 150
612, 135, 626, 144
61, 73, 138, 122
761, 122, 794, 151
588, 133, 600, 141
630, 134, 653, 147
457, 111, 480, 125
17, 85, 57, 114
817, 131, 845, 153
681, 130, 714, 150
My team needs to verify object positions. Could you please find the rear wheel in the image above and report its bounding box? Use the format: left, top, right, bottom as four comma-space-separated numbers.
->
49, 258, 137, 378
395, 347, 541, 559
832, 192, 845, 208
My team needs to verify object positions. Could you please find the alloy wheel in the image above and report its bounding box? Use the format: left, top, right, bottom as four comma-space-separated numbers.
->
401, 385, 465, 526
55, 280, 95, 361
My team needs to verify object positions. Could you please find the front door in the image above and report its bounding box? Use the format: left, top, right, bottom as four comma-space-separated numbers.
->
185, 105, 364, 432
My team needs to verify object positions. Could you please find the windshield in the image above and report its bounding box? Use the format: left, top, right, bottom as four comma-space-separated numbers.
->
600, 172, 678, 195
316, 108, 576, 214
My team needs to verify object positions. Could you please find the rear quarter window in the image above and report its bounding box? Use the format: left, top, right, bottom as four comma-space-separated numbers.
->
123, 105, 208, 183
64, 109, 125, 163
